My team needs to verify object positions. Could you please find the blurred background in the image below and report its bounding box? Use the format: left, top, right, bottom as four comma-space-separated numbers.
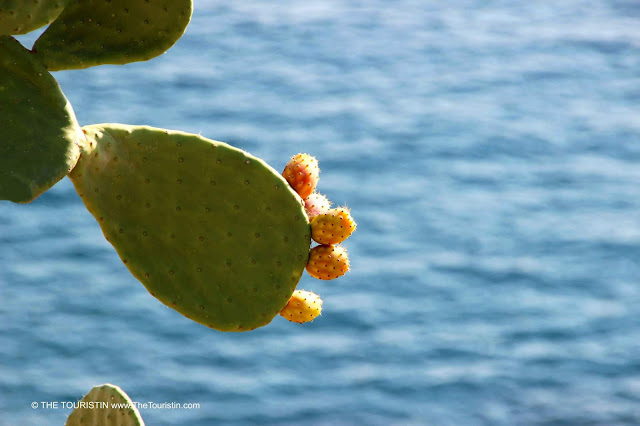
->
2, 0, 640, 424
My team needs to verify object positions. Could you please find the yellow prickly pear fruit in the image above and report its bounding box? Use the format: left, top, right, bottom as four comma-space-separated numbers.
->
304, 192, 332, 220
279, 290, 323, 323
282, 153, 319, 199
310, 207, 356, 245
306, 244, 350, 280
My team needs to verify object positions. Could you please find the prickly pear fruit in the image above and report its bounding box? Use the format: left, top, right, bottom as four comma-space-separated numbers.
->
33, 0, 193, 70
66, 384, 144, 426
282, 153, 319, 199
0, 36, 83, 203
0, 0, 67, 35
69, 124, 311, 332
279, 289, 323, 323
311, 207, 356, 245
306, 244, 350, 280
303, 192, 332, 220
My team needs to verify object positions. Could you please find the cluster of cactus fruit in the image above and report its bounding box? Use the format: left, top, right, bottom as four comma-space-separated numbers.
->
279, 154, 357, 323
1, 0, 356, 334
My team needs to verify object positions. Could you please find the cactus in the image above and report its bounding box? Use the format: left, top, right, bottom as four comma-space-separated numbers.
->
0, 35, 83, 203
33, 0, 193, 70
303, 192, 332, 220
0, 0, 67, 35
306, 244, 350, 280
1, 1, 356, 332
66, 384, 144, 426
279, 289, 323, 323
311, 207, 357, 245
69, 124, 311, 331
282, 153, 320, 199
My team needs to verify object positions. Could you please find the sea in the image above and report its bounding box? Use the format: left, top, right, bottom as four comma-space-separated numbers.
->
2, 0, 640, 424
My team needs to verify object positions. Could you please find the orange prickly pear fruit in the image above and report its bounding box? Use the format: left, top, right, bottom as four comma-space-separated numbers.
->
310, 207, 356, 245
306, 244, 350, 280
280, 290, 323, 323
282, 153, 319, 199
304, 192, 332, 220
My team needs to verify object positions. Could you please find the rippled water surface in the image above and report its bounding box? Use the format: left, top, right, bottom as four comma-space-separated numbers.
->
2, 1, 640, 424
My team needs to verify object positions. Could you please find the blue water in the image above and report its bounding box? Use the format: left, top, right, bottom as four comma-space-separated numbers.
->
3, 0, 640, 424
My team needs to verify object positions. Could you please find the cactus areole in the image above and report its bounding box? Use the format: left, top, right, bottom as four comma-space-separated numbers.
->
70, 124, 311, 331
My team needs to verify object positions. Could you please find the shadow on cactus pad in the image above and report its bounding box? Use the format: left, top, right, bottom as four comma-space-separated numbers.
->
0, 35, 84, 203
0, 0, 67, 36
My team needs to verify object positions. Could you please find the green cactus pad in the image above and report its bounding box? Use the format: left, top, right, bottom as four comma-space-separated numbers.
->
32, 0, 192, 71
0, 36, 83, 203
70, 124, 311, 331
66, 384, 144, 426
0, 0, 67, 35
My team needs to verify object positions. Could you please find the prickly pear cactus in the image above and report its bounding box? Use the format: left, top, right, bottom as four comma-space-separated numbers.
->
306, 244, 350, 280
66, 384, 144, 426
0, 35, 84, 203
0, 0, 358, 330
33, 0, 192, 70
0, 0, 67, 35
303, 192, 331, 220
69, 124, 311, 331
311, 207, 357, 245
282, 153, 319, 200
279, 289, 323, 324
